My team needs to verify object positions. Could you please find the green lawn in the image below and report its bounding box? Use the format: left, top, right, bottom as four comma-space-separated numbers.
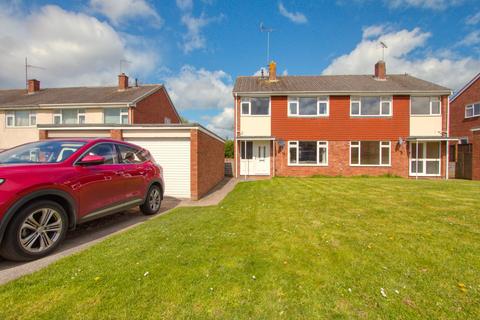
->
1, 177, 479, 319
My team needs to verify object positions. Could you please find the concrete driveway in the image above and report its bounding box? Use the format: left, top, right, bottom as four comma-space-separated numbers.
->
0, 178, 238, 285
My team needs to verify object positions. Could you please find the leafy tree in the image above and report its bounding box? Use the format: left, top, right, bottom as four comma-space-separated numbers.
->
224, 139, 234, 158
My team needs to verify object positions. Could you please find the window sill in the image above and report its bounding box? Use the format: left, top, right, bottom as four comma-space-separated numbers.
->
350, 164, 391, 167
288, 163, 328, 167
5, 126, 37, 128
350, 115, 392, 118
287, 115, 329, 118
465, 115, 480, 119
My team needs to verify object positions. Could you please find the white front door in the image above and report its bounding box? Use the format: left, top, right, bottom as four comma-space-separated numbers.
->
253, 141, 270, 175
409, 141, 441, 176
239, 140, 270, 176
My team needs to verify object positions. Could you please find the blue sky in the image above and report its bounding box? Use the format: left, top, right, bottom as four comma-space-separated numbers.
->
1, 0, 480, 137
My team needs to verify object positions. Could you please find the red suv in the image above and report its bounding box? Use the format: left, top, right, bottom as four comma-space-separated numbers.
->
0, 139, 164, 261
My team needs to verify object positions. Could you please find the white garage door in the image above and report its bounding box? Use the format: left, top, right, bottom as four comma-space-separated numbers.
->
126, 138, 191, 198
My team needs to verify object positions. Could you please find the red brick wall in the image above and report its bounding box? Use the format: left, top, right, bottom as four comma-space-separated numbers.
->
133, 87, 181, 124
450, 77, 480, 180
450, 78, 480, 138
274, 140, 409, 177
190, 129, 224, 200
271, 95, 410, 140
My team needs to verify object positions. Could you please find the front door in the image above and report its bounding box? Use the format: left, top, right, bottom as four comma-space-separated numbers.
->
456, 144, 473, 180
239, 140, 270, 176
253, 141, 270, 175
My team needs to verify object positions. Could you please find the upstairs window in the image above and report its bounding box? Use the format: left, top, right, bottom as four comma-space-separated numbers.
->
288, 96, 329, 116
6, 111, 36, 127
411, 96, 441, 115
350, 96, 392, 116
104, 108, 129, 124
465, 103, 480, 118
240, 97, 270, 115
53, 109, 86, 125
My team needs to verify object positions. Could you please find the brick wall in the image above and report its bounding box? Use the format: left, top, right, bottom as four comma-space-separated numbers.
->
271, 95, 410, 140
133, 87, 181, 124
190, 129, 225, 200
274, 140, 410, 177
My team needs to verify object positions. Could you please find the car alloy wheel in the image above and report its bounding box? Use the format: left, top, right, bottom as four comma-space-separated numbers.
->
18, 208, 63, 253
149, 188, 161, 212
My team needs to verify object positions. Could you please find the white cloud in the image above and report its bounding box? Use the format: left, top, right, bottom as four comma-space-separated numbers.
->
180, 13, 222, 53
362, 25, 388, 39
164, 65, 232, 110
278, 2, 307, 24
176, 0, 222, 53
386, 0, 462, 10
164, 65, 233, 137
466, 12, 480, 25
176, 0, 193, 11
322, 26, 480, 91
206, 107, 234, 139
457, 30, 480, 47
0, 4, 158, 88
89, 0, 162, 26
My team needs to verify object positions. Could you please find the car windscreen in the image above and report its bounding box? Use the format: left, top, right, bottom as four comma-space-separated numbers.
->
0, 141, 86, 164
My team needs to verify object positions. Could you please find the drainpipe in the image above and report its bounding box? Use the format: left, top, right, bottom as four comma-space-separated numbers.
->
415, 140, 419, 180
234, 93, 238, 178
446, 96, 451, 180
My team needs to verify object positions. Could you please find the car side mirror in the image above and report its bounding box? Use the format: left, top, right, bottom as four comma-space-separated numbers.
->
78, 154, 105, 166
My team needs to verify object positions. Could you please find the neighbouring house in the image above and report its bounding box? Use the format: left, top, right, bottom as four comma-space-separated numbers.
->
0, 74, 225, 199
449, 73, 480, 180
0, 73, 181, 150
233, 61, 455, 178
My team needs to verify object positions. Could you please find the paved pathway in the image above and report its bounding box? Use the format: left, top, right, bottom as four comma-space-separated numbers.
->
0, 178, 239, 285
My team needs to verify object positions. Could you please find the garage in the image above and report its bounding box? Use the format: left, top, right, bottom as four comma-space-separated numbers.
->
38, 124, 225, 200
125, 138, 191, 198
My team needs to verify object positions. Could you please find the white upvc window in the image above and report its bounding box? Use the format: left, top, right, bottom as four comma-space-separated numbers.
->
6, 110, 36, 127
104, 108, 129, 124
288, 96, 329, 117
288, 141, 328, 166
53, 109, 86, 124
410, 96, 441, 115
409, 142, 441, 176
350, 96, 392, 117
465, 102, 480, 118
350, 141, 391, 166
240, 97, 270, 116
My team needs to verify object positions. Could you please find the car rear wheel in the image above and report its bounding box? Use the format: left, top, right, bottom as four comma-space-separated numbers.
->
0, 200, 68, 261
140, 185, 162, 215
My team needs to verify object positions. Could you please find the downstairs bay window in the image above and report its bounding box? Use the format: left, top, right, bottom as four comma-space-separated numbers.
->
350, 141, 391, 166
288, 141, 328, 166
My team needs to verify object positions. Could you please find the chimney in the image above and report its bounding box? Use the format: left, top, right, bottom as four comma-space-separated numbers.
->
268, 61, 277, 81
118, 73, 129, 90
28, 79, 40, 94
374, 60, 386, 80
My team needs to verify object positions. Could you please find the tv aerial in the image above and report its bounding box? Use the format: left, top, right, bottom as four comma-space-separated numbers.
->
25, 57, 45, 91
260, 22, 275, 64
379, 41, 388, 61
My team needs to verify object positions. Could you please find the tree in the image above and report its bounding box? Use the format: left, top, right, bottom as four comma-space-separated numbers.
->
224, 139, 234, 158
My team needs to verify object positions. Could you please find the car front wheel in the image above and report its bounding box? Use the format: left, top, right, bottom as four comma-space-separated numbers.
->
140, 185, 162, 215
0, 200, 68, 261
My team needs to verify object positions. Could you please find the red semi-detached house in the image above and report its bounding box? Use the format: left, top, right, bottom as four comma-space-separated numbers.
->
449, 73, 480, 180
233, 61, 454, 178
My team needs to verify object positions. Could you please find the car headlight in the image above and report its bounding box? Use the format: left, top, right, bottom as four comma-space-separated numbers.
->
0, 179, 4, 184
